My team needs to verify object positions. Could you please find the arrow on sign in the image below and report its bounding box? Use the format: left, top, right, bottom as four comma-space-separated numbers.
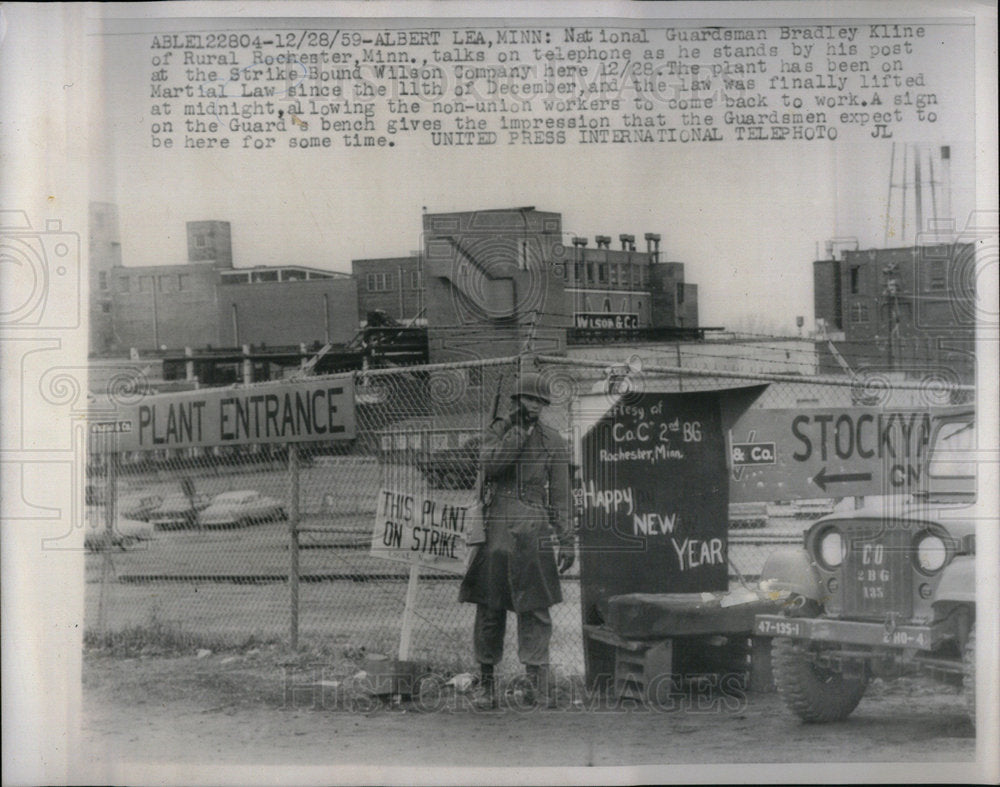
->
812, 467, 873, 492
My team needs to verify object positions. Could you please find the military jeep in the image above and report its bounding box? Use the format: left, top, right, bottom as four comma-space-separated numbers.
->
755, 411, 976, 723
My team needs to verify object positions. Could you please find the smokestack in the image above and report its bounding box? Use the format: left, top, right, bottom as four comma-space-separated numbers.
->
940, 146, 952, 224
644, 232, 661, 263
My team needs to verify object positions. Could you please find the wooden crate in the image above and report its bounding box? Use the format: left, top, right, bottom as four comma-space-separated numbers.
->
584, 624, 775, 704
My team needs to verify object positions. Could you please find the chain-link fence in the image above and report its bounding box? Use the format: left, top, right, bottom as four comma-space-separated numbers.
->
84, 354, 973, 678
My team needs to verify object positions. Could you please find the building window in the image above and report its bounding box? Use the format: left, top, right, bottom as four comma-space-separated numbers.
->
574, 262, 583, 283
158, 275, 175, 292
621, 298, 628, 312
409, 270, 422, 289
849, 266, 861, 294
599, 264, 608, 283
118, 276, 129, 293
928, 260, 946, 291
587, 262, 595, 284
101, 302, 111, 313
98, 271, 109, 291
850, 301, 869, 323
366, 273, 391, 292
139, 276, 152, 292
676, 282, 685, 304
178, 274, 190, 291
610, 264, 618, 286
195, 234, 207, 248
603, 298, 612, 312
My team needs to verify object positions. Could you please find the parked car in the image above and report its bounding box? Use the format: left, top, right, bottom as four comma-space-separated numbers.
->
148, 493, 211, 530
117, 491, 164, 521
729, 502, 768, 529
765, 499, 835, 519
199, 490, 287, 528
755, 411, 976, 724
85, 507, 155, 550
85, 483, 105, 506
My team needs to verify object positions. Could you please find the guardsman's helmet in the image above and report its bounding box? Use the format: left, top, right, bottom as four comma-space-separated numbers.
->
511, 372, 551, 404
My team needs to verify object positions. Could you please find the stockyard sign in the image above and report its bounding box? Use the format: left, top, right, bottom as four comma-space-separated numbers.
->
728, 407, 950, 502
114, 377, 356, 450
370, 486, 474, 574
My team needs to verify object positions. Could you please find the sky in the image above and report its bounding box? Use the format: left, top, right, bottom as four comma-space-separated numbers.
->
88, 9, 977, 335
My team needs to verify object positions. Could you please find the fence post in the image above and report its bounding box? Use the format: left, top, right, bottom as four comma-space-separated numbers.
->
398, 565, 420, 661
97, 442, 118, 633
105, 440, 118, 534
289, 443, 300, 651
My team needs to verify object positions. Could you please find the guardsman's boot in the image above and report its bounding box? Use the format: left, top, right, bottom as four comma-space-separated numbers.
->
525, 664, 556, 708
472, 663, 498, 710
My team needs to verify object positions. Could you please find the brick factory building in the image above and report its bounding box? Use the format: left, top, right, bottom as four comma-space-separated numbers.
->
358, 206, 701, 363
215, 266, 356, 348
352, 255, 424, 325
89, 204, 704, 376
813, 243, 976, 383
88, 206, 356, 357
87, 203, 979, 394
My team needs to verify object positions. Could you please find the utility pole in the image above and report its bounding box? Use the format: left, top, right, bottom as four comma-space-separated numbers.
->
881, 261, 901, 372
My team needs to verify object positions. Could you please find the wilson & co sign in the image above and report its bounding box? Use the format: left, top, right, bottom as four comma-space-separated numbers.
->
574, 313, 639, 330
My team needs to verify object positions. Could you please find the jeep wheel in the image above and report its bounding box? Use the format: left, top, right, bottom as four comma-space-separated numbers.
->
772, 637, 869, 723
964, 626, 975, 728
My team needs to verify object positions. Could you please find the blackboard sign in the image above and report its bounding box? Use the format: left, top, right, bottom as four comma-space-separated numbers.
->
578, 391, 729, 626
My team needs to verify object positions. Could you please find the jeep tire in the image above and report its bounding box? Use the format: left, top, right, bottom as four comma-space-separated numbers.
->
964, 625, 975, 728
772, 637, 869, 723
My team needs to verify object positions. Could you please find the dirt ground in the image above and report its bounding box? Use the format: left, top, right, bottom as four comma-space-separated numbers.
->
80, 643, 976, 781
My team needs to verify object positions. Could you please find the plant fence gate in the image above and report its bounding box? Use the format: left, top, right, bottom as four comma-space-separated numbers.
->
85, 355, 973, 676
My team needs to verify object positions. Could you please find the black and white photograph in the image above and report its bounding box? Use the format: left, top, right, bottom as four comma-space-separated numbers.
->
1, 2, 997, 784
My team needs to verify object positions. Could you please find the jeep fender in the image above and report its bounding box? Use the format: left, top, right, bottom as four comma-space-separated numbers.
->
757, 546, 823, 604
933, 555, 975, 606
